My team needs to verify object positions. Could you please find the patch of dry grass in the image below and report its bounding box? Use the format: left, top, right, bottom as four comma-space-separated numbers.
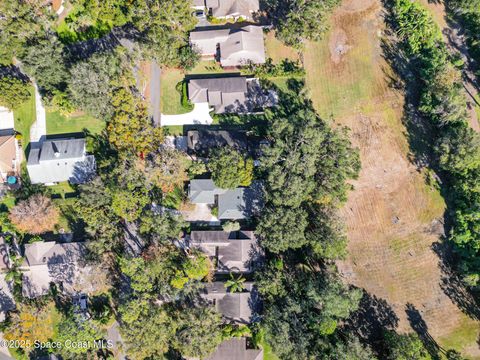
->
264, 31, 300, 64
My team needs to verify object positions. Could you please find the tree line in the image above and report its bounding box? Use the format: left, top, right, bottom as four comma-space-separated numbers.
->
446, 0, 480, 74
387, 0, 480, 288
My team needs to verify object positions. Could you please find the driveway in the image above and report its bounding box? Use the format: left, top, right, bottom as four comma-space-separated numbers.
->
149, 62, 161, 126
29, 83, 46, 142
107, 321, 126, 360
160, 103, 213, 126
0, 107, 14, 130
181, 203, 220, 225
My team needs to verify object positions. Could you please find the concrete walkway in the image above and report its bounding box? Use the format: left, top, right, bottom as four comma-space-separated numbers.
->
0, 107, 14, 130
29, 84, 46, 143
160, 103, 213, 126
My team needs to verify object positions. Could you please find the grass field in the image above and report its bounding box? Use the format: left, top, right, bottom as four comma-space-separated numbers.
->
304, 32, 385, 119
13, 86, 36, 149
46, 111, 104, 135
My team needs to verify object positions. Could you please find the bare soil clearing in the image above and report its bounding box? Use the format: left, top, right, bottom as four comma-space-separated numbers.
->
305, 0, 480, 356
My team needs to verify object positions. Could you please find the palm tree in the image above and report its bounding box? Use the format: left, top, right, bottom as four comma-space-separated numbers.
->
224, 273, 245, 293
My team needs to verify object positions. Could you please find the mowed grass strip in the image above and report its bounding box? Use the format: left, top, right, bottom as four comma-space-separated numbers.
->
13, 85, 36, 149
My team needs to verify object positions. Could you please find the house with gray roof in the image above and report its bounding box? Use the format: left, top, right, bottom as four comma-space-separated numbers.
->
188, 76, 249, 113
27, 138, 95, 185
190, 25, 265, 67
21, 241, 87, 298
193, 0, 260, 19
201, 281, 258, 323
187, 129, 249, 156
206, 338, 263, 360
188, 179, 262, 220
189, 230, 260, 273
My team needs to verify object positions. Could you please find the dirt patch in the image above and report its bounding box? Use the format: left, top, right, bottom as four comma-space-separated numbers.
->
340, 0, 376, 13
305, 0, 480, 357
52, 0, 63, 12
329, 28, 351, 64
137, 61, 151, 100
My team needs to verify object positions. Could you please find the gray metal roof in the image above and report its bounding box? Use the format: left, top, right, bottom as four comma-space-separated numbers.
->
218, 188, 245, 219
188, 179, 227, 203
38, 139, 85, 161
206, 338, 263, 360
27, 138, 95, 184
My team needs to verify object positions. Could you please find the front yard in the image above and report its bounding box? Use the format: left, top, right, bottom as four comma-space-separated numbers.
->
160, 69, 191, 115
13, 86, 36, 149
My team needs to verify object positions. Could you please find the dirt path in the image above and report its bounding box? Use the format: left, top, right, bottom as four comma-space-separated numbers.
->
304, 0, 480, 357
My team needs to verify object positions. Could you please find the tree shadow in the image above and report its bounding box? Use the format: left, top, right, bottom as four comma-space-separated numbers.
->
405, 302, 442, 359
432, 241, 480, 320
345, 290, 399, 355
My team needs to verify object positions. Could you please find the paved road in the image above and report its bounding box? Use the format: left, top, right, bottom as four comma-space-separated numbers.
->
30, 83, 46, 142
149, 62, 162, 126
160, 103, 214, 126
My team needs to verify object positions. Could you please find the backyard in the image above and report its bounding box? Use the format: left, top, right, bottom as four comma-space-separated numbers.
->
46, 111, 104, 135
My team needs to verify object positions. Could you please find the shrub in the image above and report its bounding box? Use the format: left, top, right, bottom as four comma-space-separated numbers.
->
176, 81, 194, 111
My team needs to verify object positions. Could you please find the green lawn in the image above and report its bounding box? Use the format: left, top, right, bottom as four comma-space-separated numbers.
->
46, 111, 104, 135
163, 125, 184, 136
188, 60, 226, 75
160, 69, 191, 115
0, 192, 16, 211
13, 86, 36, 149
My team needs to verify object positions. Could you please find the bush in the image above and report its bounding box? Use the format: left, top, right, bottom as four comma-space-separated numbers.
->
176, 81, 194, 111
244, 58, 305, 79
